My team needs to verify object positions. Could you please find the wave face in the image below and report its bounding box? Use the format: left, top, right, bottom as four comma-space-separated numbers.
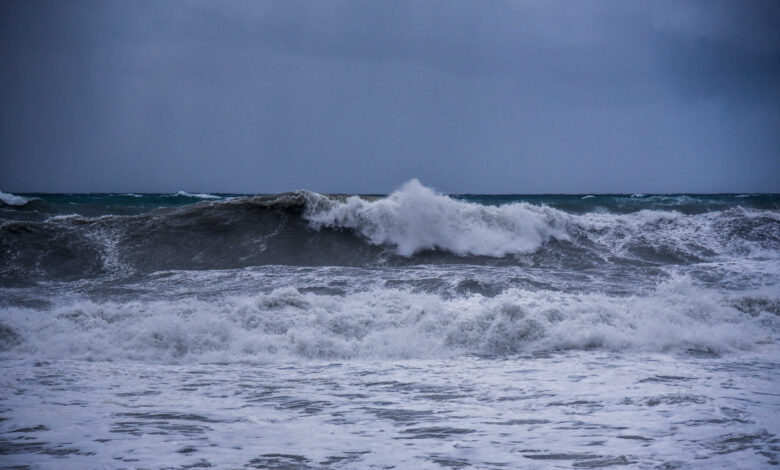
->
1, 180, 778, 282
1, 181, 778, 361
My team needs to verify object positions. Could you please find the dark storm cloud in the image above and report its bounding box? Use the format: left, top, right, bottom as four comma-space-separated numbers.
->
1, 0, 778, 193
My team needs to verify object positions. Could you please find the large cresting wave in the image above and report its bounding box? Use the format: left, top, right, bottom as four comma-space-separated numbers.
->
0, 181, 779, 362
306, 180, 570, 257
1, 180, 779, 281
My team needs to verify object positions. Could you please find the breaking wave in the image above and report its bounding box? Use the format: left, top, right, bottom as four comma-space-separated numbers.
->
1, 181, 778, 363
1, 180, 779, 281
306, 180, 571, 257
0, 190, 30, 207
171, 191, 222, 199
1, 276, 777, 363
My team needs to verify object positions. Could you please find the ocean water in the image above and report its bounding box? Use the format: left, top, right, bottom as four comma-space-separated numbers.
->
1, 180, 779, 469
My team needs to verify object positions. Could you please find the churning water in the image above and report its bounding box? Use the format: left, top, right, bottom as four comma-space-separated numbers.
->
1, 181, 779, 468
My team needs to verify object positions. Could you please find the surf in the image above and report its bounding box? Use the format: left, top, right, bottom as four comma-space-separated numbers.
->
1, 181, 779, 283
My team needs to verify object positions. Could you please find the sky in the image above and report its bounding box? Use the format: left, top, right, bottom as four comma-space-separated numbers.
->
1, 0, 779, 194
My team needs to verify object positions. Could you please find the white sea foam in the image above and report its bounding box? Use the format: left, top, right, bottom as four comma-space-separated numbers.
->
0, 190, 30, 206
306, 179, 571, 257
2, 275, 776, 363
173, 190, 220, 199
303, 180, 779, 261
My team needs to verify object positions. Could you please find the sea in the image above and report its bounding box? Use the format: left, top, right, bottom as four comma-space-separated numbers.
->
1, 179, 778, 469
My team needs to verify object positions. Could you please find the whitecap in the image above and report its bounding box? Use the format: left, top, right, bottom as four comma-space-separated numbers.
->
0, 190, 30, 206
305, 179, 571, 257
173, 191, 221, 199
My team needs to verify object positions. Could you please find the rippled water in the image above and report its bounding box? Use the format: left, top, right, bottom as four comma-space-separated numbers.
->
2, 352, 779, 469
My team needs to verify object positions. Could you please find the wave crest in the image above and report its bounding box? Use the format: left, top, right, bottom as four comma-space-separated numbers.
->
1, 181, 778, 281
306, 179, 571, 257
171, 191, 221, 199
0, 190, 30, 206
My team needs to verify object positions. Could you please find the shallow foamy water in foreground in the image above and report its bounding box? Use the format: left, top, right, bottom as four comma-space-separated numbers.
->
1, 351, 779, 469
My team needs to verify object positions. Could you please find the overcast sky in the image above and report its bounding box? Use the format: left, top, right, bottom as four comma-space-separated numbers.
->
1, 0, 778, 194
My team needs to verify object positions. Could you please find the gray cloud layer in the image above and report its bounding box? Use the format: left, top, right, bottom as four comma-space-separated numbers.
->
1, 0, 778, 193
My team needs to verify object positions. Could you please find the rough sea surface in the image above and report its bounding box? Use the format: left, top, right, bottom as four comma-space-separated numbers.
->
1, 181, 779, 469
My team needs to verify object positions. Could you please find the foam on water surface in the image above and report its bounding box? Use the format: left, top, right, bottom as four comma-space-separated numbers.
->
1, 274, 778, 363
1, 181, 779, 468
1, 352, 778, 469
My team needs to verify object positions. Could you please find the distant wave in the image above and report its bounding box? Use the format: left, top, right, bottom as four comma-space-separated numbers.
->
0, 190, 30, 206
172, 191, 221, 199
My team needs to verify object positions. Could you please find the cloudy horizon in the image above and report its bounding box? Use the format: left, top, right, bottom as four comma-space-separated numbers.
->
1, 0, 778, 194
